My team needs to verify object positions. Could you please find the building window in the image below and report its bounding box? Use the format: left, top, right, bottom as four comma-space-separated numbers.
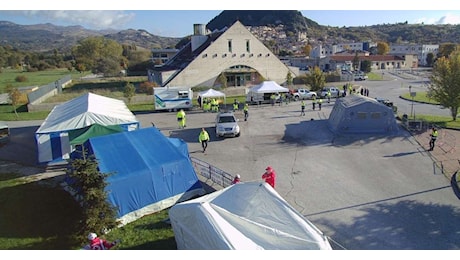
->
228, 40, 232, 53
246, 40, 250, 52
357, 112, 367, 119
371, 112, 381, 119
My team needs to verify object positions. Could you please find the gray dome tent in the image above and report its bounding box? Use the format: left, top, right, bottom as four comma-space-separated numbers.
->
328, 95, 399, 134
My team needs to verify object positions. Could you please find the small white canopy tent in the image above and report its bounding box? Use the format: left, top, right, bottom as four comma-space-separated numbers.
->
169, 181, 332, 250
197, 88, 226, 106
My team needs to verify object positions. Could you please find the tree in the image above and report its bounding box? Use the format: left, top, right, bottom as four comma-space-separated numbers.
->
5, 84, 21, 119
376, 42, 390, 55
72, 36, 123, 76
426, 53, 435, 67
286, 71, 293, 87
66, 153, 119, 238
123, 82, 136, 104
429, 50, 460, 121
218, 73, 227, 88
305, 66, 325, 91
360, 60, 372, 73
437, 43, 458, 59
352, 52, 360, 70
302, 44, 312, 57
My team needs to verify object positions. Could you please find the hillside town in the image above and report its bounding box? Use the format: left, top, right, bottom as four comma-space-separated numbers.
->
149, 21, 438, 89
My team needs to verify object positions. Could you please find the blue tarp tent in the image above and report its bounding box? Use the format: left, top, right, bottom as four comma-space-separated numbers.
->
74, 127, 205, 226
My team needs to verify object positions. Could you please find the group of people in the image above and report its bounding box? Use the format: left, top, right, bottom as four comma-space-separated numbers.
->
198, 97, 220, 112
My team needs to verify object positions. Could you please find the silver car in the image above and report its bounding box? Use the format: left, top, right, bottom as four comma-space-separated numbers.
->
215, 112, 240, 138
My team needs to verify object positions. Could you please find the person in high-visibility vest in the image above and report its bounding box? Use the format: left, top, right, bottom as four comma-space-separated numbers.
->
243, 103, 249, 121
198, 128, 210, 153
429, 127, 439, 151
233, 99, 239, 112
176, 109, 186, 129
318, 98, 323, 111
300, 100, 306, 116
327, 90, 331, 103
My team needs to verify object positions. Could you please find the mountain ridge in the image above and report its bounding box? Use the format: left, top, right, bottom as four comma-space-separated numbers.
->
1, 11, 460, 53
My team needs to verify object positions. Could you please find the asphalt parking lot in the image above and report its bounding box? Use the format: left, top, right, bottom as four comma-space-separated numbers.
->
2, 96, 460, 249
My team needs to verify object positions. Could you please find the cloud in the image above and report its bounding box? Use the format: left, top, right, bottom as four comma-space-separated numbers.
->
10, 10, 136, 29
434, 13, 460, 24
416, 13, 460, 25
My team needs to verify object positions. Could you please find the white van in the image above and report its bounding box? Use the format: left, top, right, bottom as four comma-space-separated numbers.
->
153, 87, 194, 111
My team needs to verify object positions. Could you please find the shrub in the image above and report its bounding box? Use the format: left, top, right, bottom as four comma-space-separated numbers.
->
139, 81, 156, 95
15, 75, 28, 82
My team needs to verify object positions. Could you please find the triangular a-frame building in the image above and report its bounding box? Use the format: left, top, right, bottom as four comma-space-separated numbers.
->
148, 21, 295, 88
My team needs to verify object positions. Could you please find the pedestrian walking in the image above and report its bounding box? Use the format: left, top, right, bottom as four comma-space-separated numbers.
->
199, 128, 210, 153
262, 166, 276, 189
429, 127, 439, 151
300, 100, 306, 116
312, 96, 316, 110
318, 98, 322, 111
326, 90, 331, 103
243, 103, 249, 121
176, 109, 186, 129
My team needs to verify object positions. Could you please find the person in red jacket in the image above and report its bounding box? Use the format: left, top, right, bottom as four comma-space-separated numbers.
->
86, 232, 119, 250
231, 174, 241, 184
262, 166, 276, 188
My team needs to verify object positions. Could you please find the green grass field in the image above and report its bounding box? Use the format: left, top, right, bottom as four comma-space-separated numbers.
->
0, 173, 176, 250
0, 68, 92, 92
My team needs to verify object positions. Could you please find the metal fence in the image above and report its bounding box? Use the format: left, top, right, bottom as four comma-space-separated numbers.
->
190, 157, 234, 188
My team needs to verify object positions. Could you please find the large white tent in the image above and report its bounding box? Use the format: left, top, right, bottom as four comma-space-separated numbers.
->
169, 181, 332, 250
246, 81, 289, 104
197, 88, 226, 106
248, 81, 289, 94
35, 92, 139, 164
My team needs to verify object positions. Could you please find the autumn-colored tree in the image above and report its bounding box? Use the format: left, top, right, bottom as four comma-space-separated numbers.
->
429, 50, 460, 121
302, 44, 312, 57
437, 43, 458, 59
218, 73, 227, 88
376, 42, 390, 55
5, 84, 21, 118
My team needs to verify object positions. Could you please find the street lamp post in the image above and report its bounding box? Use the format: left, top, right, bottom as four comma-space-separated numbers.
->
409, 85, 416, 120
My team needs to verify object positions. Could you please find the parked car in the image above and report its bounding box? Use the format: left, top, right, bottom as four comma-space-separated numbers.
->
319, 87, 344, 98
353, 73, 368, 81
215, 112, 240, 138
293, 89, 317, 100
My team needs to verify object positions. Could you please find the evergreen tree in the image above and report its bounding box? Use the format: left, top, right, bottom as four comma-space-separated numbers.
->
67, 152, 119, 239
